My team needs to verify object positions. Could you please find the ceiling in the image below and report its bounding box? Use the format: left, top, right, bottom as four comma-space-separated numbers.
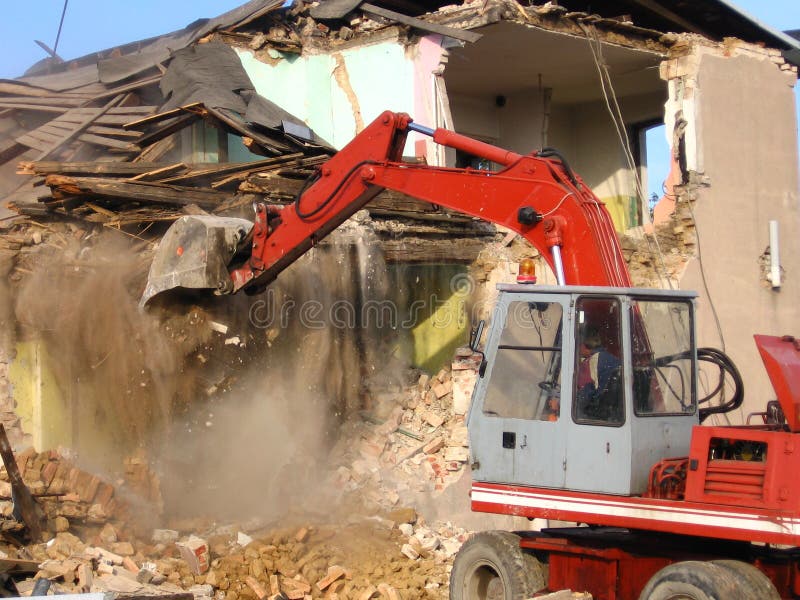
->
443, 22, 665, 105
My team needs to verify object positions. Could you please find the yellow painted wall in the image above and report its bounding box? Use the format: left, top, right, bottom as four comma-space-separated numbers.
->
391, 264, 470, 373
9, 341, 70, 451
601, 195, 638, 231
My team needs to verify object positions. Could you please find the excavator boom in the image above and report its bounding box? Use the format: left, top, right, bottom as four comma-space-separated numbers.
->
141, 111, 630, 305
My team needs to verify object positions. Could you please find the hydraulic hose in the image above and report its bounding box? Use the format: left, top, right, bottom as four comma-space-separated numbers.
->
696, 347, 744, 422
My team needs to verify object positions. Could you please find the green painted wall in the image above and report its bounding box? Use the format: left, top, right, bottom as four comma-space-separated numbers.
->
236, 43, 416, 151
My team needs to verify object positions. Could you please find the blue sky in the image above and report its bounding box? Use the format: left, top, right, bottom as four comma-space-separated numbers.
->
1, 0, 798, 195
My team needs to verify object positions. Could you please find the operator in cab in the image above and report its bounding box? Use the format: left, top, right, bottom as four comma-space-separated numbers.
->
576, 326, 622, 422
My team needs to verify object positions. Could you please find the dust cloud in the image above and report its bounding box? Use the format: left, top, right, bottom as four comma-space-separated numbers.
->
9, 220, 407, 524
14, 234, 182, 467
157, 230, 408, 521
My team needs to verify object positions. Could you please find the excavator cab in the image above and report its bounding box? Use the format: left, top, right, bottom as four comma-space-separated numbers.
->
468, 284, 699, 496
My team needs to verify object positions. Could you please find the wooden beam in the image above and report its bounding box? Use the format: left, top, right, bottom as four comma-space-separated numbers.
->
129, 163, 188, 181
0, 141, 29, 165
360, 3, 482, 42
161, 153, 306, 185
17, 161, 167, 177
44, 175, 235, 209
135, 113, 200, 148
0, 425, 43, 541
123, 102, 203, 130
627, 0, 709, 36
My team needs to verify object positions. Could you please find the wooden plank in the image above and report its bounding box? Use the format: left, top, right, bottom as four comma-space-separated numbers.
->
0, 424, 43, 541
129, 163, 187, 181
360, 3, 482, 42
0, 96, 85, 107
134, 136, 176, 163
0, 140, 29, 165
211, 155, 328, 189
123, 102, 203, 130
84, 202, 118, 218
49, 106, 156, 117
17, 161, 166, 177
85, 125, 142, 138
107, 106, 158, 115
161, 153, 305, 185
15, 134, 55, 152
38, 95, 124, 160
0, 103, 69, 113
58, 113, 148, 126
45, 175, 235, 209
90, 74, 162, 102
0, 82, 54, 97
135, 113, 199, 148
77, 133, 135, 150
42, 121, 141, 138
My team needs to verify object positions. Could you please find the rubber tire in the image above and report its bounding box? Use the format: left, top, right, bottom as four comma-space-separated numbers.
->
710, 560, 780, 600
638, 560, 749, 600
449, 531, 545, 600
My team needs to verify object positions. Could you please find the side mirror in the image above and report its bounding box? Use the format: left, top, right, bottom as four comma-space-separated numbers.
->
470, 320, 485, 352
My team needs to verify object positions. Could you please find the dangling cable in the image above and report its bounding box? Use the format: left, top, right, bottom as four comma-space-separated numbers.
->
579, 22, 674, 290
53, 0, 69, 57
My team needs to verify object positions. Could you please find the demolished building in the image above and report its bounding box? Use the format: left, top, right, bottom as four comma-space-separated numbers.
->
0, 0, 797, 527
0, 0, 797, 597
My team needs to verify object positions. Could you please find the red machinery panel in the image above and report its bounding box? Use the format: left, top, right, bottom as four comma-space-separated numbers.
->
755, 334, 800, 432
685, 425, 800, 512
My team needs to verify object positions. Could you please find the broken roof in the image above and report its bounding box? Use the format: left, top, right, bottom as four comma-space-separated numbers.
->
547, 0, 800, 65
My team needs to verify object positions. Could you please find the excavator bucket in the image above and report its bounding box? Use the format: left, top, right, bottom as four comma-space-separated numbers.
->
140, 215, 253, 307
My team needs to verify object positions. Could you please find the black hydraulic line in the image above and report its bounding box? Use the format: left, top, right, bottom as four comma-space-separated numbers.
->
537, 147, 578, 185
696, 347, 744, 422
294, 160, 376, 220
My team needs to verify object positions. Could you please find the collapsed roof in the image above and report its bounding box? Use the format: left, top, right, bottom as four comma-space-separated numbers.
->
0, 0, 796, 236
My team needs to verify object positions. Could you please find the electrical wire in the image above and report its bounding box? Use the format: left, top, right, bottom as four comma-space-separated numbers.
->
53, 0, 69, 56
579, 22, 674, 290
684, 189, 727, 352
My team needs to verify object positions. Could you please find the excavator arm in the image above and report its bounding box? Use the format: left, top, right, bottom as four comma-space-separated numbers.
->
141, 110, 631, 305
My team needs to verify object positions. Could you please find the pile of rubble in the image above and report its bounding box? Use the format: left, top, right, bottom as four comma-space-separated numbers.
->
0, 357, 484, 599
0, 346, 602, 599
326, 352, 481, 513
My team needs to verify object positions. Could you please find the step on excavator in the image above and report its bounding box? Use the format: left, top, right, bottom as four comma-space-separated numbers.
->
142, 111, 800, 600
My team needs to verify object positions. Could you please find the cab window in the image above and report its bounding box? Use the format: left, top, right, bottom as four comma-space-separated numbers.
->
573, 297, 624, 425
483, 302, 563, 421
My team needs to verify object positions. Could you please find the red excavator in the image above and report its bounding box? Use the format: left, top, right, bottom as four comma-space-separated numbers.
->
142, 111, 800, 599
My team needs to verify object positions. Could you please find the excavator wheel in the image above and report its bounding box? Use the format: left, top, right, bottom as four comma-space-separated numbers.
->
449, 531, 545, 600
638, 561, 749, 600
710, 560, 780, 599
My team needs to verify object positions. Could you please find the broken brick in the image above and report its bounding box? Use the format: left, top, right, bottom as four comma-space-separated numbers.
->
423, 437, 444, 454
246, 576, 268, 600
423, 412, 444, 428
316, 565, 346, 591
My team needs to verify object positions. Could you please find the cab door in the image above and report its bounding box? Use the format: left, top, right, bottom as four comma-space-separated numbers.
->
564, 295, 633, 494
468, 293, 572, 489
